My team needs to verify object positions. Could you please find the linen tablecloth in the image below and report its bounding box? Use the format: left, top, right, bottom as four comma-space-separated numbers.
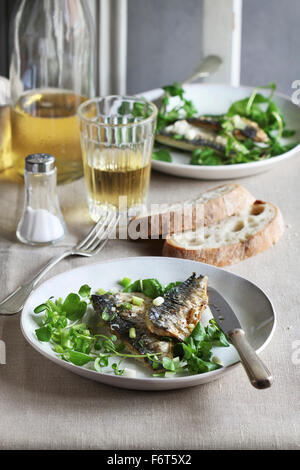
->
0, 159, 299, 450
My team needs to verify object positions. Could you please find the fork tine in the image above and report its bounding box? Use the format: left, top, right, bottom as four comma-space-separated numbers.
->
87, 213, 120, 254
75, 212, 111, 250
80, 212, 116, 251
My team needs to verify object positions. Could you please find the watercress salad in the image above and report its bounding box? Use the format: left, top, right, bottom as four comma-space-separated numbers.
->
33, 277, 229, 378
153, 82, 297, 165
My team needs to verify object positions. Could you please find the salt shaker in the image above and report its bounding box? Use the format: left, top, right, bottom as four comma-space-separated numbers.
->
16, 154, 67, 245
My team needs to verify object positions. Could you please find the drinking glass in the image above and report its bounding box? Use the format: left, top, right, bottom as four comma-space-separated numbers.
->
78, 96, 157, 221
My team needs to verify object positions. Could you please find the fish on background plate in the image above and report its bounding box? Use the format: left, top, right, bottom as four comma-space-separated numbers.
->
156, 116, 269, 154
141, 84, 300, 179
21, 257, 276, 391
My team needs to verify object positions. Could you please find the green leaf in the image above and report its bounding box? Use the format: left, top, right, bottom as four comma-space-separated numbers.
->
182, 99, 197, 117
225, 135, 234, 156
163, 82, 185, 99
181, 343, 194, 360
35, 325, 52, 342
62, 293, 87, 321
190, 322, 206, 342
173, 134, 184, 140
78, 284, 91, 298
282, 129, 295, 137
212, 332, 230, 348
123, 280, 142, 293
189, 356, 220, 374
152, 149, 172, 162
121, 302, 133, 311
190, 148, 223, 166
94, 338, 104, 350
96, 288, 106, 295
66, 350, 93, 366
162, 356, 175, 371
123, 278, 163, 298
164, 281, 182, 294
205, 319, 230, 347
132, 101, 147, 118
112, 363, 124, 376
94, 355, 109, 371
142, 279, 164, 299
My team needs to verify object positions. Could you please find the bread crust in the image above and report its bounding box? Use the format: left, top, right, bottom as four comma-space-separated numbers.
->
162, 201, 285, 267
129, 183, 255, 238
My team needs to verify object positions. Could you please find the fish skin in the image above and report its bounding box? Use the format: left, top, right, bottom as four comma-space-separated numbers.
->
187, 116, 269, 143
187, 116, 222, 132
234, 117, 269, 143
91, 293, 173, 371
157, 127, 226, 154
146, 274, 208, 341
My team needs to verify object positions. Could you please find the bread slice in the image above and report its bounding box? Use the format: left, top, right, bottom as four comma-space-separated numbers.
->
129, 183, 255, 238
163, 200, 285, 266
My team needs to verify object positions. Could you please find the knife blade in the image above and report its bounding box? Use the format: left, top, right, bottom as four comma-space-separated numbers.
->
208, 286, 273, 389
208, 286, 242, 333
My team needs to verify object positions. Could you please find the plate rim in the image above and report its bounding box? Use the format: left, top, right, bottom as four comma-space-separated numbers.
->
141, 83, 300, 172
20, 256, 277, 384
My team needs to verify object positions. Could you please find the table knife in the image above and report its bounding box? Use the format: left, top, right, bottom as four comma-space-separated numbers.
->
208, 286, 273, 389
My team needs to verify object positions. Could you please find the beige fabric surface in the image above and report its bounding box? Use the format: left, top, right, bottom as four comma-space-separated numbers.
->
0, 159, 299, 450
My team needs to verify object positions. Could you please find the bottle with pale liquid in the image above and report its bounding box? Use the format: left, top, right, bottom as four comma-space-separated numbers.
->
0, 77, 12, 172
9, 0, 95, 184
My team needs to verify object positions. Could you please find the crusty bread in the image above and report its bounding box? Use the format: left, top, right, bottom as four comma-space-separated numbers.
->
163, 200, 285, 266
129, 183, 255, 238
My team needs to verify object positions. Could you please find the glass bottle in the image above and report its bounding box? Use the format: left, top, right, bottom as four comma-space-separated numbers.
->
9, 0, 95, 184
16, 153, 66, 245
0, 77, 12, 172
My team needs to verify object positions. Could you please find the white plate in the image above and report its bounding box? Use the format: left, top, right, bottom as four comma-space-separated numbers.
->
141, 84, 300, 180
21, 257, 275, 390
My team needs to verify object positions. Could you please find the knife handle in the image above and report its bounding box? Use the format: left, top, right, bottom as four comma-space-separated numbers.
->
228, 328, 273, 389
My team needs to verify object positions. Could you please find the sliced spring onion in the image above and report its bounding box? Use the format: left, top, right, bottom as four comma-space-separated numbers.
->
131, 296, 144, 307
152, 296, 164, 307
123, 368, 136, 378
34, 303, 48, 313
120, 277, 132, 288
129, 327, 136, 339
212, 356, 222, 365
101, 308, 110, 321
96, 288, 106, 295
94, 357, 102, 372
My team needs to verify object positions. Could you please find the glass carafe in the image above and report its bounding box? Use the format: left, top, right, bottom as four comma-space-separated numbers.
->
9, 0, 95, 184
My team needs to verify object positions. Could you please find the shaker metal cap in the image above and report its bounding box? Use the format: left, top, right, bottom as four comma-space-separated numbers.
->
25, 154, 56, 173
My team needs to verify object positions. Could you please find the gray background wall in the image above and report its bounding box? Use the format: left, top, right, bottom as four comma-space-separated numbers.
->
127, 0, 203, 94
1, 0, 299, 96
127, 0, 300, 96
241, 0, 299, 95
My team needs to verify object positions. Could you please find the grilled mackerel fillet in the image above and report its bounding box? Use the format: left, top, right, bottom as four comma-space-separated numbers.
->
146, 274, 208, 341
156, 116, 268, 153
91, 292, 173, 370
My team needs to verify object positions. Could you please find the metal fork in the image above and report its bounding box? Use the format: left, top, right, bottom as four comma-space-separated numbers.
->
0, 211, 120, 315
